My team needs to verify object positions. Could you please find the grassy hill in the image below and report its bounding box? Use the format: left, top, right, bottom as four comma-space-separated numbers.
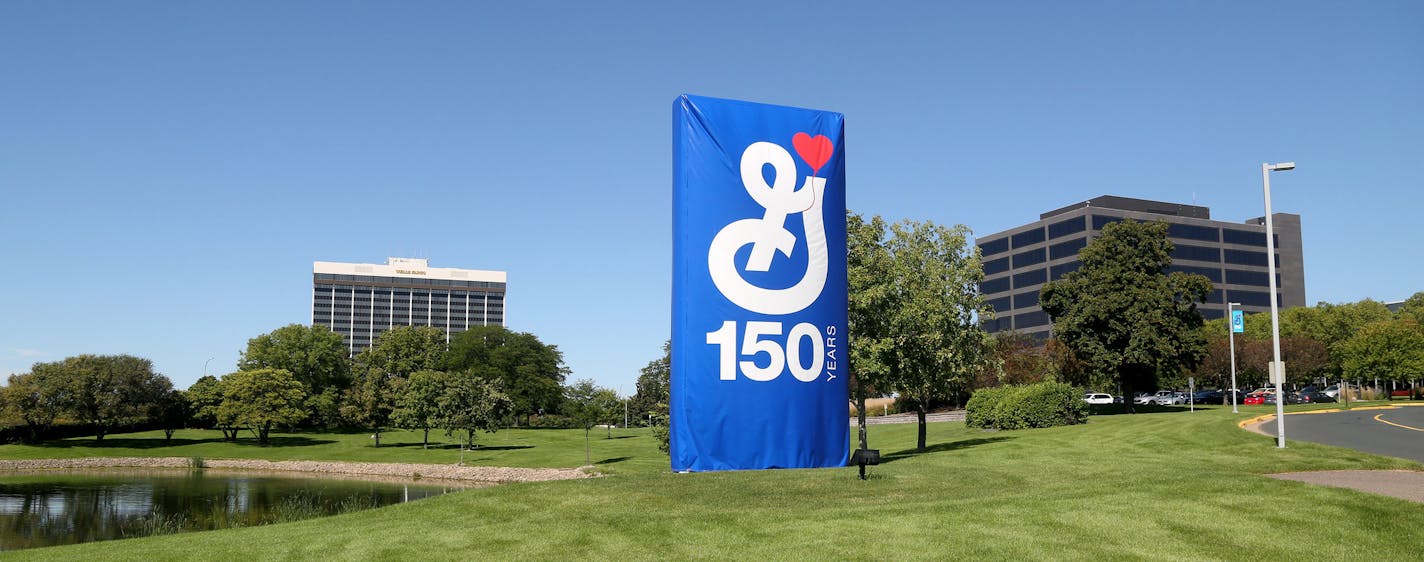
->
4, 405, 1420, 560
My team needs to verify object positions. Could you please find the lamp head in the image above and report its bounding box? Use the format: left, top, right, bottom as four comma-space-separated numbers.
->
1267, 162, 1296, 171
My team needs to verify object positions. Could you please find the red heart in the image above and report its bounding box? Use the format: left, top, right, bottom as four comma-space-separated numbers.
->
792, 132, 834, 174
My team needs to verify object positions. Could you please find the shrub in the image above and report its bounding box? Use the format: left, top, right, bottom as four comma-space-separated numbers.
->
966, 382, 1087, 430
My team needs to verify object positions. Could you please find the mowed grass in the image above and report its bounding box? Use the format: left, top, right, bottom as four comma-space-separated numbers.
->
0, 426, 666, 473
5, 404, 1422, 560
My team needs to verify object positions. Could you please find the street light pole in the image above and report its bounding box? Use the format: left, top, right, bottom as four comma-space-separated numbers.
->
203, 357, 214, 378
1228, 302, 1241, 414
1262, 162, 1294, 449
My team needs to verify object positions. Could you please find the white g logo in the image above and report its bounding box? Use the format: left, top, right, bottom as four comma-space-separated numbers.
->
707, 142, 829, 315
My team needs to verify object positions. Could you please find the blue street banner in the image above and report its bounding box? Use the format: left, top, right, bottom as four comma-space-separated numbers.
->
670, 94, 848, 472
1231, 310, 1244, 333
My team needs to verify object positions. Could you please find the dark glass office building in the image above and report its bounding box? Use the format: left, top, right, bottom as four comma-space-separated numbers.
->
977, 195, 1305, 339
312, 258, 507, 355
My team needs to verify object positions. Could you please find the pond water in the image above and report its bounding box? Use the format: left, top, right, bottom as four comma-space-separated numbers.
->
0, 469, 462, 551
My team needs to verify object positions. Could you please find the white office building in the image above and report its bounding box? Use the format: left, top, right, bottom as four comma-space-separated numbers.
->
312, 257, 507, 355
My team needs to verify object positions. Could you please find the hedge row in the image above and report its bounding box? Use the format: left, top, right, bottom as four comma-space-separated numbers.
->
965, 382, 1088, 430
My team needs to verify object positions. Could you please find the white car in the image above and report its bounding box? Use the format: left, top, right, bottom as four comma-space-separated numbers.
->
1151, 390, 1186, 406
1083, 393, 1114, 405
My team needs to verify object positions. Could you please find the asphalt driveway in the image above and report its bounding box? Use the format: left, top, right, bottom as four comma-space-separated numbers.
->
1260, 405, 1424, 463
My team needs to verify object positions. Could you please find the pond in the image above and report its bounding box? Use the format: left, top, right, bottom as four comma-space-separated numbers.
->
0, 469, 464, 551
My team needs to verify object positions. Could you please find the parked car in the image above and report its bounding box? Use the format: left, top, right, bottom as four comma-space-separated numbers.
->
1243, 388, 1273, 405
1296, 390, 1336, 404
1083, 393, 1115, 405
1265, 392, 1301, 405
1193, 390, 1223, 403
1133, 393, 1154, 405
1152, 390, 1186, 406
1321, 385, 1357, 399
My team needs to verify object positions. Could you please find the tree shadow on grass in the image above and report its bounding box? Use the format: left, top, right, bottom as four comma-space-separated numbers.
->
878, 436, 1014, 464
227, 436, 337, 447
595, 456, 631, 465
1090, 404, 1224, 416
35, 437, 225, 449
387, 442, 535, 451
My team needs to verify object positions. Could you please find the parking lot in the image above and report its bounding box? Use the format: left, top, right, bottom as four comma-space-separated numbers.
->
1259, 405, 1424, 463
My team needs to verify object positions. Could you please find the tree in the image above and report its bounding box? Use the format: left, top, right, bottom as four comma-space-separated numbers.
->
239, 324, 351, 404
154, 389, 190, 441
185, 375, 226, 432
629, 341, 669, 426
1040, 220, 1211, 411
357, 326, 447, 378
1395, 292, 1424, 325
217, 368, 308, 444
0, 372, 66, 443
1339, 319, 1424, 386
564, 379, 621, 464
435, 370, 512, 449
986, 333, 1052, 388
629, 341, 672, 453
445, 326, 568, 423
340, 366, 405, 447
37, 354, 172, 441
846, 212, 896, 453
850, 216, 995, 450
393, 370, 450, 449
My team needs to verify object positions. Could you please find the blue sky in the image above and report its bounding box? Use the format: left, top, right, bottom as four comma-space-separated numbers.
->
3, 2, 1421, 393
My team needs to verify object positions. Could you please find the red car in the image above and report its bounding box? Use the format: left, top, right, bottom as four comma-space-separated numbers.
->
1242, 388, 1273, 405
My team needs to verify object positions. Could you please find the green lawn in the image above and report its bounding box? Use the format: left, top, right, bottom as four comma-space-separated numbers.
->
0, 425, 666, 473
4, 404, 1421, 560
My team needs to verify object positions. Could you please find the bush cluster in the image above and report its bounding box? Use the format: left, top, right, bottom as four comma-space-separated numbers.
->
965, 382, 1087, 430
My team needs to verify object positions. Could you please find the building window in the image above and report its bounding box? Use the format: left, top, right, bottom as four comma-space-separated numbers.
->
1050, 261, 1081, 280
1049, 237, 1087, 260
1224, 269, 1276, 287
1013, 248, 1046, 268
978, 237, 1009, 257
1222, 229, 1266, 246
983, 257, 1010, 276
1167, 264, 1222, 283
986, 296, 1012, 315
1172, 244, 1221, 263
1168, 223, 1219, 242
1048, 216, 1087, 239
1011, 228, 1046, 248
1013, 268, 1047, 289
1092, 215, 1125, 230
1014, 310, 1050, 328
1013, 290, 1040, 309
1223, 249, 1275, 267
980, 277, 1011, 295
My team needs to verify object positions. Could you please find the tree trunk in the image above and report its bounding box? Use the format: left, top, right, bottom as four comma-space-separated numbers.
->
164, 428, 176, 441
856, 387, 868, 452
466, 429, 476, 449
374, 428, 381, 447
95, 427, 106, 442
607, 424, 611, 439
916, 403, 927, 451
258, 424, 271, 445
422, 427, 430, 449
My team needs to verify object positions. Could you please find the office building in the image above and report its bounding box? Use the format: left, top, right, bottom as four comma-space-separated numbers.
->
977, 195, 1305, 339
312, 257, 507, 355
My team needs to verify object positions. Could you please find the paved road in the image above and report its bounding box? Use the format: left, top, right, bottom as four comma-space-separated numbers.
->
1260, 405, 1424, 463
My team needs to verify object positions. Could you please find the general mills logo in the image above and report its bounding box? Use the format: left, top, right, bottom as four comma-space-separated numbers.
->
707, 133, 834, 315
704, 133, 839, 383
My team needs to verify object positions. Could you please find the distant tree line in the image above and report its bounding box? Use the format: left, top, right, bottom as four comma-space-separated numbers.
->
2, 324, 631, 446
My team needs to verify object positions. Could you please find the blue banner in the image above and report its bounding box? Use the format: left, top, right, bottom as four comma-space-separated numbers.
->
1231, 310, 1244, 333
670, 94, 848, 472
